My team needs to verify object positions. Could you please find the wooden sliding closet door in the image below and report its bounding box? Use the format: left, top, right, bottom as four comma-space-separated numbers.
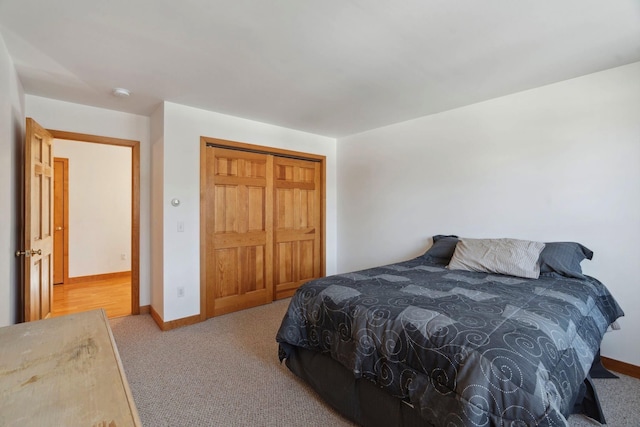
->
273, 157, 322, 299
205, 147, 273, 317
202, 138, 325, 318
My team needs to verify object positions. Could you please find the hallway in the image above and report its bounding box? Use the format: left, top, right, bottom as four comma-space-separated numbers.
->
52, 273, 132, 319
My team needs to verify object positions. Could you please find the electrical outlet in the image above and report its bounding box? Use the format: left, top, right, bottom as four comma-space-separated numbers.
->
121, 253, 127, 260
177, 287, 185, 298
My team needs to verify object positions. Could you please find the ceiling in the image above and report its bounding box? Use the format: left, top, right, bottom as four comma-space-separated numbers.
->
1, 0, 639, 138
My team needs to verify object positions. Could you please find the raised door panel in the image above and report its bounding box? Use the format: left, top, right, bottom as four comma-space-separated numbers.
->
213, 246, 266, 297
273, 157, 321, 299
298, 239, 316, 280
205, 148, 273, 317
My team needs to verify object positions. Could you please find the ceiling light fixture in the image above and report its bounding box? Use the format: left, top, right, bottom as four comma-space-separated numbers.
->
112, 87, 131, 98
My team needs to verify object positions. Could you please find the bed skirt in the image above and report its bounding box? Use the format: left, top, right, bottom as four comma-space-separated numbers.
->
285, 345, 428, 427
284, 345, 614, 426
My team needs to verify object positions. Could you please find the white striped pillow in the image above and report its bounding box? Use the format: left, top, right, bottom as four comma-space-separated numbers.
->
448, 238, 545, 279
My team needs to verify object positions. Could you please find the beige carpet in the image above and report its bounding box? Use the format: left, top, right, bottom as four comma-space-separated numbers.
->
110, 299, 640, 426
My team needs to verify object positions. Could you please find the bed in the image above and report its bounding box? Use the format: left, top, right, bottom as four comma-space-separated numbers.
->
276, 236, 624, 426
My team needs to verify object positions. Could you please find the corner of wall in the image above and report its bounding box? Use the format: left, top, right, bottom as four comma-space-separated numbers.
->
0, 31, 25, 326
10, 81, 25, 325
150, 105, 165, 319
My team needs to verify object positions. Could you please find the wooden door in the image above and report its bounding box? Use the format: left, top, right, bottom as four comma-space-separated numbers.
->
205, 147, 274, 317
53, 157, 69, 285
21, 118, 54, 321
273, 157, 322, 299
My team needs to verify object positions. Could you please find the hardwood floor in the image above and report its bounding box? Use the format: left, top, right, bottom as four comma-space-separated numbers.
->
52, 274, 132, 319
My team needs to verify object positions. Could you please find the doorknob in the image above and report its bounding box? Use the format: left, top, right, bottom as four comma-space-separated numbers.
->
55, 226, 63, 231
15, 249, 42, 257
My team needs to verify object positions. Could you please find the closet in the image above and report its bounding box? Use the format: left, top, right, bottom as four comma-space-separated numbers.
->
201, 138, 324, 318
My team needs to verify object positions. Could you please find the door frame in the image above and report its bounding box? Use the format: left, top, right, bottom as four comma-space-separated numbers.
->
49, 129, 141, 315
53, 157, 69, 285
199, 136, 326, 321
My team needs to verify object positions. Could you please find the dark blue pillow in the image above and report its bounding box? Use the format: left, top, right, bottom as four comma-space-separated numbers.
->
539, 242, 593, 279
422, 235, 459, 265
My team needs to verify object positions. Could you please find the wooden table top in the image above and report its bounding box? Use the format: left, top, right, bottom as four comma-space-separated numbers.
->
0, 309, 141, 427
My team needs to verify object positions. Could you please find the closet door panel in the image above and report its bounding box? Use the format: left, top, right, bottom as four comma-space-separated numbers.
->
206, 147, 273, 317
273, 157, 321, 299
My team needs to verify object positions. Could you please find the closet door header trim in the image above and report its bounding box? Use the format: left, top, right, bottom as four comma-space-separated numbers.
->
201, 136, 325, 162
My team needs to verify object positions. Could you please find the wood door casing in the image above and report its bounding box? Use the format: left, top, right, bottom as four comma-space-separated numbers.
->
24, 118, 54, 321
273, 157, 322, 299
48, 129, 141, 315
205, 147, 274, 317
53, 157, 69, 285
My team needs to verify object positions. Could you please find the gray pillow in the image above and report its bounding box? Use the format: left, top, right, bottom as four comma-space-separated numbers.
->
448, 238, 546, 279
539, 242, 593, 279
422, 235, 459, 265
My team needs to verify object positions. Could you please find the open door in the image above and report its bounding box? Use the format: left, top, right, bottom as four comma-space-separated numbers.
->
18, 118, 54, 321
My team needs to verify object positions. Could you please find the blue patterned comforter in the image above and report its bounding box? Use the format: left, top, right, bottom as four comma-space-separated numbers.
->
276, 257, 624, 426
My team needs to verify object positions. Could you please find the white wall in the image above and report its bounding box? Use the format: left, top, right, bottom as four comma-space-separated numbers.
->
25, 96, 152, 306
156, 101, 337, 322
53, 140, 131, 277
337, 62, 640, 366
0, 32, 24, 326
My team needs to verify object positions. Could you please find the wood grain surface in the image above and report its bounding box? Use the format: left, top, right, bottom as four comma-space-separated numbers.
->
0, 309, 141, 426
